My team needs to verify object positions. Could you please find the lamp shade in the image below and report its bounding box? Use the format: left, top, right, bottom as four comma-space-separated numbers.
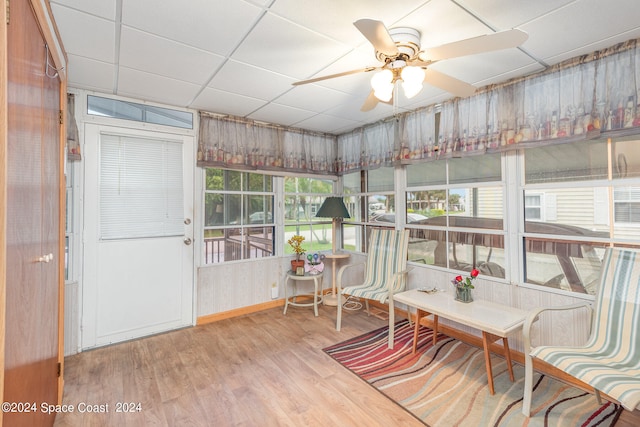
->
316, 197, 350, 219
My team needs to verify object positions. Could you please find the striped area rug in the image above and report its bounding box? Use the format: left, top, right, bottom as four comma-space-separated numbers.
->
324, 320, 622, 427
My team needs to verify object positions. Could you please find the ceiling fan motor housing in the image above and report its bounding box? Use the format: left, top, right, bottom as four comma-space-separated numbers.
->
375, 27, 421, 62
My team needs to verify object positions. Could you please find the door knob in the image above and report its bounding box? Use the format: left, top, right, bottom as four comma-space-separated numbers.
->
37, 253, 53, 263
184, 238, 192, 245
184, 218, 191, 225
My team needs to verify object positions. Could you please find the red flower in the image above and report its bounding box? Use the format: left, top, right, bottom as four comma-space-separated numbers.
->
452, 270, 480, 290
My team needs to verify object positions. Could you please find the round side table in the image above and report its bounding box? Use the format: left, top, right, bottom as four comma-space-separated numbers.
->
323, 252, 350, 306
283, 271, 324, 317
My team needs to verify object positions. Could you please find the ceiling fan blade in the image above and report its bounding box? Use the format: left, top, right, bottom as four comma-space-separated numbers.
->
423, 69, 477, 97
420, 29, 528, 62
360, 90, 394, 112
293, 66, 378, 86
354, 19, 399, 57
360, 91, 379, 112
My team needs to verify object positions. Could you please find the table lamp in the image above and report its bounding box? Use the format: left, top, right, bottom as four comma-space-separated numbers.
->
315, 197, 350, 253
316, 197, 350, 306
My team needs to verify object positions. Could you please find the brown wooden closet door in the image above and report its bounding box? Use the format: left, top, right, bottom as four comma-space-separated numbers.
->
4, 0, 61, 425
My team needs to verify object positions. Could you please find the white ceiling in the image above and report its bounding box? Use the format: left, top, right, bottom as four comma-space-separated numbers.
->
50, 0, 640, 135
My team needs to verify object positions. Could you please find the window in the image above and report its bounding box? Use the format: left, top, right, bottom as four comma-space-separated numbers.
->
88, 95, 193, 129
524, 193, 543, 221
522, 137, 640, 295
203, 169, 274, 263
405, 154, 506, 279
343, 167, 396, 253
614, 187, 640, 223
283, 177, 334, 255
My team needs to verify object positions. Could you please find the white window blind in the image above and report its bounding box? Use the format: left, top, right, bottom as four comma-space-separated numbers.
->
614, 187, 640, 223
100, 134, 184, 240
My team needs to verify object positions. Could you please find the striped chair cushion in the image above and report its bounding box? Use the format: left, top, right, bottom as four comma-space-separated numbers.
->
342, 228, 409, 304
531, 248, 640, 411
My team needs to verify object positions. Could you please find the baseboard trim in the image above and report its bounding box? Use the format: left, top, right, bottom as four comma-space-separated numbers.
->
196, 299, 285, 325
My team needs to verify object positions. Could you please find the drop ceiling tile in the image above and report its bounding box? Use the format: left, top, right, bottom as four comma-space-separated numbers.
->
293, 113, 363, 134
519, 0, 640, 65
121, 0, 263, 56
190, 87, 268, 117
473, 63, 544, 88
117, 67, 202, 107
395, 85, 450, 109
49, 4, 115, 63
402, 92, 454, 111
119, 27, 225, 85
51, 0, 116, 20
270, 0, 430, 43
323, 95, 399, 124
208, 60, 296, 101
543, 26, 640, 65
396, 0, 493, 48
455, 0, 574, 28
429, 50, 538, 86
248, 103, 319, 127
231, 12, 352, 79
301, 47, 382, 95
66, 54, 115, 93
275, 85, 355, 113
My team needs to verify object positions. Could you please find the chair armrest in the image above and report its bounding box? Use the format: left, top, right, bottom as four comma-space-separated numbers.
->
390, 268, 411, 287
387, 268, 413, 299
523, 302, 593, 355
336, 261, 367, 289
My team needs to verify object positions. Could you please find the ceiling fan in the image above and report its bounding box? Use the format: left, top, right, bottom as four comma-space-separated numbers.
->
293, 19, 528, 111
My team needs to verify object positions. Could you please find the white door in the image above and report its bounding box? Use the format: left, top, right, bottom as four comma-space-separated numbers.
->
83, 124, 194, 348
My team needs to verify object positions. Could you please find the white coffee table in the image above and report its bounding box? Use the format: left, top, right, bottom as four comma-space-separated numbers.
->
394, 288, 528, 395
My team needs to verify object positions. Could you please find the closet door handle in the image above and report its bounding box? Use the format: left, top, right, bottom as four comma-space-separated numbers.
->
184, 238, 192, 246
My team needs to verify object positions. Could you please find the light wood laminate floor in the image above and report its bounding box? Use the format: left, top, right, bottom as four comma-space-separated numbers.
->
54, 305, 425, 427
54, 303, 640, 426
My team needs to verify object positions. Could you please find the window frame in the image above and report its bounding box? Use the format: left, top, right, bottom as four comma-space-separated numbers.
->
519, 137, 640, 296
404, 155, 507, 279
283, 176, 336, 255
202, 168, 275, 264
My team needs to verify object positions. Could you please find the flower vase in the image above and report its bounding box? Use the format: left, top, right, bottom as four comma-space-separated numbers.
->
455, 285, 473, 303
291, 259, 304, 272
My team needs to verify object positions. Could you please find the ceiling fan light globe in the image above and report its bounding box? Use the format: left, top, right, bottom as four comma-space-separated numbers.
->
401, 66, 425, 84
371, 69, 393, 89
401, 66, 425, 98
373, 85, 393, 102
371, 69, 394, 101
402, 81, 423, 98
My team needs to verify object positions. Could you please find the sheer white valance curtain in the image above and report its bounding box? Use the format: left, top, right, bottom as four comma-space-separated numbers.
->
435, 38, 640, 158
198, 39, 640, 176
336, 118, 397, 174
198, 113, 337, 175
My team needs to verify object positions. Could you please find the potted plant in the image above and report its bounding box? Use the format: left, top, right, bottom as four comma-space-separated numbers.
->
288, 234, 306, 271
451, 268, 479, 303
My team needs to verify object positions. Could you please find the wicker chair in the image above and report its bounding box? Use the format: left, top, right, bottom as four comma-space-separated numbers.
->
336, 228, 410, 349
522, 247, 640, 416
